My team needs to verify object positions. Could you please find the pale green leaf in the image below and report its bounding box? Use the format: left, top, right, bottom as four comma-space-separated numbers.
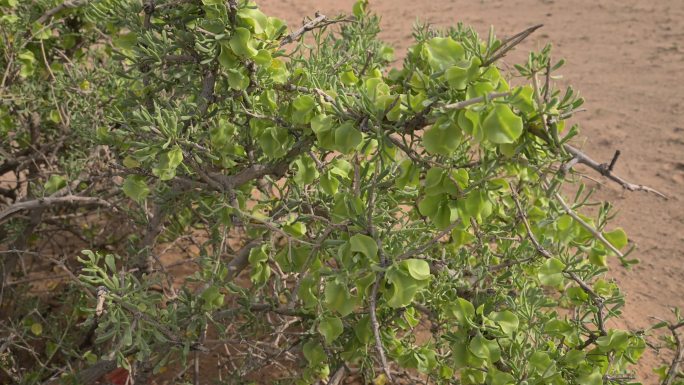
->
318, 316, 343, 345
483, 104, 523, 144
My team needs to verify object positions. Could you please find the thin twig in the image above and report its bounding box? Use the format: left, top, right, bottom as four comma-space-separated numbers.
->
396, 221, 459, 260
209, 137, 314, 190
35, 0, 88, 25
550, 189, 624, 259
442, 91, 511, 110
543, 59, 552, 103
365, 169, 393, 382
563, 144, 666, 198
279, 13, 327, 47
369, 275, 392, 382
0, 195, 112, 224
663, 322, 684, 385
224, 239, 262, 281
483, 24, 544, 66
329, 365, 348, 385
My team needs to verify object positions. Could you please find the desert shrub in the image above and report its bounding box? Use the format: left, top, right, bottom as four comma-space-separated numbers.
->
0, 1, 681, 384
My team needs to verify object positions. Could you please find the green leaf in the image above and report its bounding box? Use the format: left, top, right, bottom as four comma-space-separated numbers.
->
488, 367, 515, 385
416, 195, 439, 219
229, 27, 258, 58
354, 315, 372, 344
324, 280, 356, 316
464, 190, 492, 221
226, 68, 249, 90
482, 104, 523, 144
562, 350, 586, 368
237, 7, 269, 34
364, 78, 389, 102
31, 22, 52, 40
334, 122, 362, 154
596, 330, 630, 352
603, 227, 628, 250
396, 159, 419, 189
320, 172, 340, 195
384, 261, 431, 308
543, 319, 573, 338
253, 49, 272, 66
349, 234, 378, 260
311, 114, 335, 149
283, 221, 307, 238
104, 254, 117, 273
259, 126, 289, 159
298, 276, 319, 309
576, 369, 603, 385
445, 57, 481, 90
423, 116, 462, 156
318, 316, 343, 344
447, 298, 475, 326
528, 351, 556, 378
457, 109, 482, 141
83, 351, 98, 365
30, 322, 43, 336
18, 50, 36, 78
489, 310, 519, 336
400, 259, 431, 281
248, 245, 270, 285
352, 0, 368, 18
218, 43, 239, 69
422, 37, 465, 72
432, 200, 454, 229
122, 175, 150, 203
113, 32, 137, 50
589, 246, 608, 267
303, 340, 326, 365
469, 333, 500, 363
201, 286, 224, 310
424, 167, 447, 196
152, 146, 184, 181
44, 175, 66, 194
268, 58, 289, 83
511, 85, 536, 114
292, 95, 316, 124
451, 225, 475, 247
248, 245, 268, 265
293, 157, 319, 186
122, 323, 133, 347
538, 257, 566, 287
340, 69, 358, 85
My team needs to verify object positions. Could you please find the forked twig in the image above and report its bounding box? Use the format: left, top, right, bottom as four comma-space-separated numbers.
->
483, 24, 544, 66
279, 13, 328, 47
564, 144, 667, 199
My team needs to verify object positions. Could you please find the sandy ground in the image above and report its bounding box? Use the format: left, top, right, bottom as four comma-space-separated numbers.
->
257, 0, 684, 382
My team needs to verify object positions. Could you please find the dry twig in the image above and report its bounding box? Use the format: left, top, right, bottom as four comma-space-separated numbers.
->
564, 144, 667, 198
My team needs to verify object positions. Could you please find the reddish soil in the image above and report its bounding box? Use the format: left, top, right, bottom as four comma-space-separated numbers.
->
257, 0, 684, 383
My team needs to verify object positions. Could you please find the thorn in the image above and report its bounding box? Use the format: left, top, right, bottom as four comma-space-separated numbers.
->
608, 150, 621, 172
